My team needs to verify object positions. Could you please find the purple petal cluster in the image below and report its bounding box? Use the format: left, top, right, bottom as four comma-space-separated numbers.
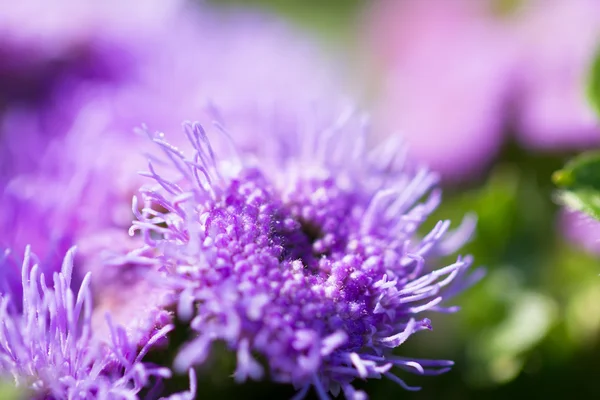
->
0, 246, 189, 399
131, 114, 478, 398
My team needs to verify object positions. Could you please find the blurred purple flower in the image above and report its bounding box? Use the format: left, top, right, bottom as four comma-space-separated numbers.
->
131, 113, 480, 399
0, 246, 186, 399
0, 2, 341, 304
560, 209, 600, 255
0, 0, 188, 284
0, 0, 181, 108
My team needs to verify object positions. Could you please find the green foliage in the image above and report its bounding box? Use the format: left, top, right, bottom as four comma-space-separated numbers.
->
553, 151, 600, 220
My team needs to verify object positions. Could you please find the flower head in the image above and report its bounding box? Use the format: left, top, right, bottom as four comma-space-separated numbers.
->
132, 110, 479, 398
0, 246, 185, 399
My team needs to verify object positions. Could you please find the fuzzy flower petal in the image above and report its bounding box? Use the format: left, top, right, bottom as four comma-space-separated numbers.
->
0, 246, 177, 399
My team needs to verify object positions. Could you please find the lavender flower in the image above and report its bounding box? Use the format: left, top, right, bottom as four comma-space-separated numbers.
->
0, 0, 180, 108
0, 246, 189, 399
132, 111, 479, 398
559, 209, 600, 256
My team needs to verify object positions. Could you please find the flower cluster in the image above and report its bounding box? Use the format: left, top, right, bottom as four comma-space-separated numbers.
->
131, 115, 479, 398
0, 246, 195, 399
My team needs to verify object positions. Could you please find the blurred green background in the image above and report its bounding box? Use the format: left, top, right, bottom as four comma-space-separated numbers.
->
200, 0, 600, 398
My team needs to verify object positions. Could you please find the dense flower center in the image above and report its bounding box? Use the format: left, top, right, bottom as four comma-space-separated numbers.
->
135, 123, 473, 397
176, 167, 411, 372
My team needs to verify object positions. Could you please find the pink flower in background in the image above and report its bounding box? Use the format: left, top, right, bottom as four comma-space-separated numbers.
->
367, 0, 600, 181
367, 0, 515, 182
512, 0, 600, 150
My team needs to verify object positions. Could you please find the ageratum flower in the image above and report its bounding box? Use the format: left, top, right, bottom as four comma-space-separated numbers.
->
0, 246, 196, 399
132, 113, 479, 399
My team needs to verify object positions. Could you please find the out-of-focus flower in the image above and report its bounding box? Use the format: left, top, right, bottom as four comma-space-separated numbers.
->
0, 1, 342, 303
560, 209, 600, 255
0, 1, 342, 229
367, 0, 514, 181
0, 1, 341, 179
76, 229, 175, 348
131, 111, 480, 399
0, 246, 183, 399
512, 0, 600, 150
367, 0, 600, 181
0, 0, 181, 108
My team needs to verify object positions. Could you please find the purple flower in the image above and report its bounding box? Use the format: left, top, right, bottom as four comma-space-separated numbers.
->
0, 246, 190, 399
559, 209, 600, 255
75, 230, 175, 348
0, 0, 189, 280
132, 113, 479, 398
0, 0, 180, 108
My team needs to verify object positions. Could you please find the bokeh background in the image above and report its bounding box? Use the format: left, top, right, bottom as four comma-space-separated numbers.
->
1, 0, 600, 398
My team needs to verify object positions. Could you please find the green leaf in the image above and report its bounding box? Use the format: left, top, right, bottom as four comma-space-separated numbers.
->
553, 151, 600, 220
553, 151, 600, 190
555, 189, 600, 220
587, 46, 600, 118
